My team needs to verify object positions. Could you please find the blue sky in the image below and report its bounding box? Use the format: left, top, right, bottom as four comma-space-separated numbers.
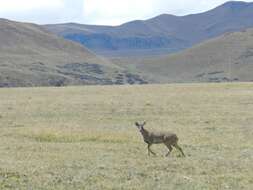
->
0, 0, 252, 25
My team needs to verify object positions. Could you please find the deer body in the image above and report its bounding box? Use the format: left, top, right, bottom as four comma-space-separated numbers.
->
135, 122, 185, 157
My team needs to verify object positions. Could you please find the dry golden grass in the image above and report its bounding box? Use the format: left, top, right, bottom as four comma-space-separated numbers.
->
0, 83, 253, 189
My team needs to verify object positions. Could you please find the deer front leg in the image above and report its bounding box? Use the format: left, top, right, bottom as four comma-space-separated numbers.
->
173, 143, 185, 157
165, 143, 173, 157
148, 144, 156, 156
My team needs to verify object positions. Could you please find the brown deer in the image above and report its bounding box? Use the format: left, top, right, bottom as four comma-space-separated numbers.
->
135, 121, 185, 157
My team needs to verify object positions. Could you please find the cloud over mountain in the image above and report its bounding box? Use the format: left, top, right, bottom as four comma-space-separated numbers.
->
1, 0, 253, 25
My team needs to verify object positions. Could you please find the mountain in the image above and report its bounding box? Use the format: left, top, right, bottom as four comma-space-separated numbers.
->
0, 19, 147, 87
122, 27, 253, 83
45, 1, 253, 57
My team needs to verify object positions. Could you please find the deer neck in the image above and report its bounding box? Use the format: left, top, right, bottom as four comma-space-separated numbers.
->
141, 128, 150, 140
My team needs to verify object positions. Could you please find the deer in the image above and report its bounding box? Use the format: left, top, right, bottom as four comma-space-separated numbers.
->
135, 121, 185, 157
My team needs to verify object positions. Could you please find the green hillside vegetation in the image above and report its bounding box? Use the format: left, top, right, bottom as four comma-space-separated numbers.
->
0, 83, 253, 189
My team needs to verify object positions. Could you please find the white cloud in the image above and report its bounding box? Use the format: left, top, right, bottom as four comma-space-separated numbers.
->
83, 0, 153, 25
83, 0, 253, 25
0, 0, 84, 24
150, 0, 253, 15
0, 0, 253, 25
0, 0, 64, 13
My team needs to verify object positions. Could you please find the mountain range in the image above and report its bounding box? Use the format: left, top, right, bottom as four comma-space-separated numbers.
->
1, 1, 253, 87
45, 1, 253, 57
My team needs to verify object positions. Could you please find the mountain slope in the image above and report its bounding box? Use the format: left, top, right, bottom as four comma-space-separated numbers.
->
0, 19, 147, 87
128, 28, 253, 83
45, 1, 253, 57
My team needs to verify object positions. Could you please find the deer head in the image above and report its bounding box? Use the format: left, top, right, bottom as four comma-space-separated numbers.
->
135, 121, 146, 131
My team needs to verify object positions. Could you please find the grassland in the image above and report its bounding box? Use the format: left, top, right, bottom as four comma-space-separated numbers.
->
0, 83, 253, 189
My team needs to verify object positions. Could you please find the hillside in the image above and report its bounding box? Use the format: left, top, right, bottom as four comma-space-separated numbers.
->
124, 28, 253, 83
45, 1, 253, 57
0, 19, 147, 87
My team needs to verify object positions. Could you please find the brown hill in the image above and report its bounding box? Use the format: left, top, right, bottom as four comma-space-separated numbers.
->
0, 19, 147, 87
116, 28, 253, 83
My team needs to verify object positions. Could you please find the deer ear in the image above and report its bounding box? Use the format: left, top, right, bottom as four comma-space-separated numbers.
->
135, 122, 139, 127
143, 121, 146, 126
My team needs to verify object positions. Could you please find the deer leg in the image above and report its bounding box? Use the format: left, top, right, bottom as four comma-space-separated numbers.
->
165, 143, 173, 157
148, 144, 156, 156
173, 143, 185, 157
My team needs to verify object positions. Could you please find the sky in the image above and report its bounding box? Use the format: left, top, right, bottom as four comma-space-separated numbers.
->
0, 0, 253, 25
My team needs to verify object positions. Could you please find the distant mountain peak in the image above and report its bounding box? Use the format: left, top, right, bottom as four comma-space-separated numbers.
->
46, 0, 253, 57
223, 1, 250, 5
119, 20, 145, 27
153, 14, 178, 19
221, 1, 251, 8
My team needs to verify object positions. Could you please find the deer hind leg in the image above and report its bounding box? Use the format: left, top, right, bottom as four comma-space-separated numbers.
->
148, 144, 156, 156
165, 143, 173, 157
173, 143, 185, 157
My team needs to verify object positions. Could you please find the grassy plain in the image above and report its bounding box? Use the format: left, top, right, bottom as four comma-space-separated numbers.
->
0, 83, 253, 189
